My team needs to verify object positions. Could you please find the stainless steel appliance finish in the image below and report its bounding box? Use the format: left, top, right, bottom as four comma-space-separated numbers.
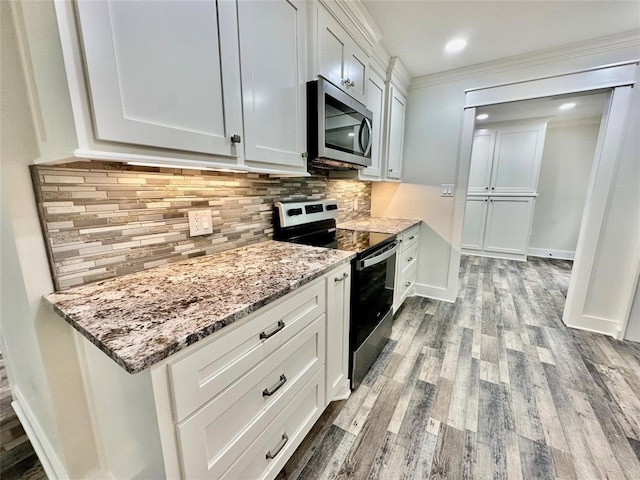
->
307, 78, 373, 170
273, 199, 396, 390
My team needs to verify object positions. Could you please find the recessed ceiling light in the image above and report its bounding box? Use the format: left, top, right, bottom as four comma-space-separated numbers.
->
476, 114, 489, 120
559, 102, 576, 110
445, 38, 467, 53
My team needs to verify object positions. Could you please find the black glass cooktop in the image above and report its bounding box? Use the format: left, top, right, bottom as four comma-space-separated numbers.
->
335, 229, 395, 254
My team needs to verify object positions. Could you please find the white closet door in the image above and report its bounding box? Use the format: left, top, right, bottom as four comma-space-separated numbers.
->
491, 124, 547, 194
461, 197, 489, 250
468, 130, 496, 194
484, 197, 535, 255
238, 0, 306, 168
75, 0, 242, 156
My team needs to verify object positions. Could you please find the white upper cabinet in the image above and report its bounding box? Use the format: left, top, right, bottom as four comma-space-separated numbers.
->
468, 130, 496, 194
386, 84, 407, 181
237, 0, 306, 171
359, 68, 386, 180
469, 120, 548, 194
75, 0, 243, 158
317, 8, 368, 105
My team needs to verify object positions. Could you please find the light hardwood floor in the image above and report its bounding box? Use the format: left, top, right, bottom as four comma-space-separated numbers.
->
277, 255, 640, 480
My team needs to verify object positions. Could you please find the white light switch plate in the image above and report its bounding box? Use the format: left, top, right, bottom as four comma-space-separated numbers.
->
441, 184, 455, 197
188, 210, 213, 236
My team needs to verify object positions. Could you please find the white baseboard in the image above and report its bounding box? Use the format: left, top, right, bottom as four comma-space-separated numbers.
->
563, 314, 619, 337
11, 389, 66, 480
528, 248, 575, 260
414, 282, 456, 303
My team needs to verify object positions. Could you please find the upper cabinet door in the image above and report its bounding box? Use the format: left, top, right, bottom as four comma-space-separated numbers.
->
386, 86, 407, 181
468, 130, 496, 194
317, 8, 368, 104
237, 0, 306, 169
360, 69, 385, 180
491, 123, 547, 194
75, 0, 243, 157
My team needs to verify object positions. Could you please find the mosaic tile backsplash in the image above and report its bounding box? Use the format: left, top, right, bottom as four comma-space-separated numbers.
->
31, 161, 371, 290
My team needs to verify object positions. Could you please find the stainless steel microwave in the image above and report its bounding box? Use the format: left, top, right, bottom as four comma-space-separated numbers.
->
307, 78, 373, 170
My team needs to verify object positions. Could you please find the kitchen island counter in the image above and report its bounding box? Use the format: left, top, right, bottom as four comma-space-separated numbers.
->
43, 241, 354, 374
337, 216, 420, 235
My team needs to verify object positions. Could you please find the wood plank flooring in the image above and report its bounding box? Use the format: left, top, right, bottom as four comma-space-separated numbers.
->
277, 255, 640, 480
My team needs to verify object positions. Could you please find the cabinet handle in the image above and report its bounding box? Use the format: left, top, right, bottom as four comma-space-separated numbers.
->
301, 152, 308, 158
259, 320, 285, 340
266, 433, 288, 460
230, 134, 242, 144
408, 236, 415, 240
349, 80, 356, 87
342, 77, 351, 86
405, 281, 412, 287
335, 272, 349, 282
407, 256, 414, 262
262, 374, 287, 397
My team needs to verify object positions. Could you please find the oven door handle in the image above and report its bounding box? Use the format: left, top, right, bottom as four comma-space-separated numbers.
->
357, 241, 399, 270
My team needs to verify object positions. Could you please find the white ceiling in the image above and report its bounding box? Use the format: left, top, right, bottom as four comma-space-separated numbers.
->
475, 91, 608, 125
361, 1, 640, 78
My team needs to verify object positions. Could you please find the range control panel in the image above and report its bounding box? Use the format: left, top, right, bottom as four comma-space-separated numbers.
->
274, 199, 338, 228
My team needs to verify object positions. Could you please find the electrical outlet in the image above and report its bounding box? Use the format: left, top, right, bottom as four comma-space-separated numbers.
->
441, 184, 455, 197
188, 210, 213, 237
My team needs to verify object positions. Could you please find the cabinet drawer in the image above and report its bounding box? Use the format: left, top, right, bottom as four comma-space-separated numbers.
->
400, 225, 419, 249
169, 279, 325, 421
397, 263, 417, 300
399, 242, 418, 276
223, 369, 325, 480
176, 317, 324, 479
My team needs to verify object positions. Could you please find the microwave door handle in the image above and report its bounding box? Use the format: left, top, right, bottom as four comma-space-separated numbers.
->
358, 119, 367, 154
357, 241, 399, 270
364, 118, 373, 157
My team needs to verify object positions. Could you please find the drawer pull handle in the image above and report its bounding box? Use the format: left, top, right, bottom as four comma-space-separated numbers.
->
266, 433, 288, 460
408, 236, 415, 240
405, 282, 412, 287
407, 257, 414, 262
263, 374, 287, 397
335, 272, 349, 282
259, 321, 285, 340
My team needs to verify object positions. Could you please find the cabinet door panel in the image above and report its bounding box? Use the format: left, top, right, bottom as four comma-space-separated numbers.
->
484, 198, 534, 254
75, 0, 242, 156
461, 197, 489, 250
346, 44, 367, 105
318, 11, 346, 89
325, 265, 350, 403
468, 131, 496, 194
238, 0, 306, 168
491, 127, 545, 193
386, 86, 406, 180
360, 69, 385, 179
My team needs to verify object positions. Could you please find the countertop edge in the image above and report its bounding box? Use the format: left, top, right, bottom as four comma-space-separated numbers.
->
42, 253, 355, 374
337, 217, 421, 235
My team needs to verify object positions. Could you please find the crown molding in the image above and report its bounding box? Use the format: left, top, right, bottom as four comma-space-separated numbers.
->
410, 29, 640, 90
320, 0, 384, 51
370, 43, 391, 78
388, 57, 412, 94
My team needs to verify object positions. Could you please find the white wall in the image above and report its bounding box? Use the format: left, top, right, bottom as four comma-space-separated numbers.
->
528, 121, 600, 258
1, 3, 102, 477
371, 32, 640, 337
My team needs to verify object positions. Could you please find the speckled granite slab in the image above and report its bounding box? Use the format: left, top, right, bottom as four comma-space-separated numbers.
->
337, 217, 420, 235
43, 241, 354, 374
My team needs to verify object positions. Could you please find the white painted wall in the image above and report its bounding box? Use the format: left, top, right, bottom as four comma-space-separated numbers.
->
528, 121, 600, 258
1, 3, 102, 478
371, 33, 640, 337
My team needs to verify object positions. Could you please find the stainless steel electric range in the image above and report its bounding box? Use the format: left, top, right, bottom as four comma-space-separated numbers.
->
274, 199, 398, 389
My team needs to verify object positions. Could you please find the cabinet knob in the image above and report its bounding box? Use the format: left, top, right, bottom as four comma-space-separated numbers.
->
408, 236, 415, 240
301, 152, 308, 158
342, 78, 351, 86
407, 257, 414, 262
230, 134, 242, 144
405, 281, 412, 287
491, 186, 495, 190
485, 187, 489, 190
349, 80, 356, 87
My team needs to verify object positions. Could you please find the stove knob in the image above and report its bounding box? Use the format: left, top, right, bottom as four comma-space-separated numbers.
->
287, 208, 303, 216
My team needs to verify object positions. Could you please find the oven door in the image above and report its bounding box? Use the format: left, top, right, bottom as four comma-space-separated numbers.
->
350, 240, 397, 389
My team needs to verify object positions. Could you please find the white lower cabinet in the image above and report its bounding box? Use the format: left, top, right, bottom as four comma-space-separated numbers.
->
325, 264, 351, 403
144, 265, 350, 480
393, 225, 420, 312
462, 196, 535, 260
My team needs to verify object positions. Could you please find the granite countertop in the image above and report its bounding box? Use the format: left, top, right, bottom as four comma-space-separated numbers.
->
337, 216, 420, 235
43, 241, 354, 374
